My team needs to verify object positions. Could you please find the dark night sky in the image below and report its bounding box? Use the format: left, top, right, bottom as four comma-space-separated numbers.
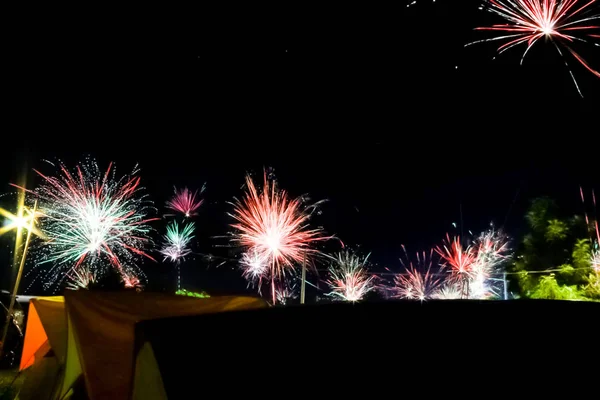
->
1, 1, 599, 296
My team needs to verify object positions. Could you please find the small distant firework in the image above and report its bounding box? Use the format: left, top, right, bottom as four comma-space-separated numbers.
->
467, 0, 600, 96
66, 266, 96, 290
394, 248, 443, 301
275, 282, 298, 305
229, 171, 333, 303
160, 221, 195, 263
325, 251, 374, 302
166, 186, 205, 218
15, 159, 157, 289
432, 284, 463, 300
121, 272, 142, 289
407, 0, 436, 8
240, 249, 269, 287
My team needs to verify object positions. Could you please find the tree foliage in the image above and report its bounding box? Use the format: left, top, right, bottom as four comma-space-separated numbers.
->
510, 197, 599, 301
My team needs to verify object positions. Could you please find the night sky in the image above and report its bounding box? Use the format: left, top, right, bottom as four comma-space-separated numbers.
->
2, 1, 599, 297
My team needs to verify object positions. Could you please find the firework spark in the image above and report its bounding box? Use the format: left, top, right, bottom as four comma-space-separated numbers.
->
15, 159, 157, 290
325, 251, 374, 302
229, 172, 333, 303
166, 186, 205, 218
467, 0, 600, 96
66, 266, 96, 290
394, 248, 444, 301
160, 221, 195, 263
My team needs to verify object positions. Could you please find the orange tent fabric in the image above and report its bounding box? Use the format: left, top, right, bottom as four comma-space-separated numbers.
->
20, 297, 65, 371
63, 291, 267, 400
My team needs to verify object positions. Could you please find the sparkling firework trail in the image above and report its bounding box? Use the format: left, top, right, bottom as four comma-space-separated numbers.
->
160, 221, 195, 263
166, 186, 205, 218
229, 171, 333, 303
467, 0, 600, 96
15, 159, 158, 290
325, 251, 374, 302
394, 247, 444, 301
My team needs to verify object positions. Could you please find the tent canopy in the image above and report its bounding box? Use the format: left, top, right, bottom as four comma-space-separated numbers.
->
20, 291, 267, 400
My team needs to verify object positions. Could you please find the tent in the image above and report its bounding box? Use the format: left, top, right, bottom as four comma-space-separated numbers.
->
18, 291, 267, 400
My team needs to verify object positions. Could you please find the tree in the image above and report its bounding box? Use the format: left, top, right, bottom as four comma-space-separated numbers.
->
510, 197, 598, 301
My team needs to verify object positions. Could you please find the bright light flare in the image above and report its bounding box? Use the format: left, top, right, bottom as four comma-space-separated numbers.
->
325, 251, 374, 302
0, 205, 44, 238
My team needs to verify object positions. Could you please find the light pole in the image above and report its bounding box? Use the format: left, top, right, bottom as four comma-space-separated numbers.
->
0, 200, 42, 357
300, 251, 306, 304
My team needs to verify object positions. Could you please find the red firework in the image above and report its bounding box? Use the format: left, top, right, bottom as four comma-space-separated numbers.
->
468, 0, 600, 95
166, 187, 204, 217
229, 172, 333, 303
435, 234, 477, 277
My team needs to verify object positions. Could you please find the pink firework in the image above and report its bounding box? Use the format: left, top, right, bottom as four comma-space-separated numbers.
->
229, 172, 333, 304
393, 247, 444, 301
467, 0, 600, 96
166, 186, 204, 217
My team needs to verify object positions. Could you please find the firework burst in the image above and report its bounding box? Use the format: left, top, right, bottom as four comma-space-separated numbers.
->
229, 171, 333, 303
16, 159, 158, 290
325, 251, 374, 302
160, 221, 195, 263
394, 248, 444, 301
239, 249, 269, 287
275, 282, 298, 305
66, 265, 96, 290
471, 228, 511, 299
166, 186, 205, 218
467, 0, 600, 96
432, 284, 463, 300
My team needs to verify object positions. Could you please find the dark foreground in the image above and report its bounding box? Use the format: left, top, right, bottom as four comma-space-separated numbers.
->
139, 300, 598, 398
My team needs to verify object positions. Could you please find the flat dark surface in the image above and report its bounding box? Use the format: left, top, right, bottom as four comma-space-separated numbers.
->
137, 300, 599, 398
